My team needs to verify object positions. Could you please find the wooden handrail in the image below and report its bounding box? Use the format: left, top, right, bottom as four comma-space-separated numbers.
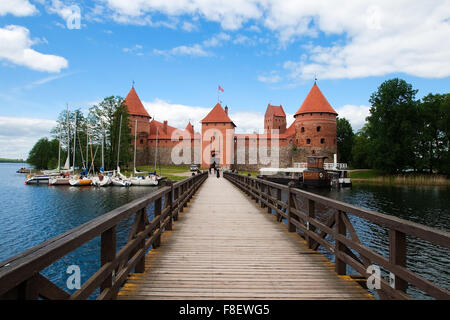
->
224, 172, 450, 300
0, 171, 208, 300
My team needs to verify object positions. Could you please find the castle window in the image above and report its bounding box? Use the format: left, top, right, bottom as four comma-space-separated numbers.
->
317, 126, 321, 132
306, 138, 311, 144
320, 138, 325, 144
140, 139, 143, 144
301, 127, 305, 133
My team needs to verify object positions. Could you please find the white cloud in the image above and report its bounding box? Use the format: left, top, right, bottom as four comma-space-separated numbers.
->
103, 0, 262, 30
0, 116, 56, 159
181, 21, 197, 32
123, 44, 144, 55
335, 105, 371, 131
0, 0, 37, 16
143, 99, 268, 133
257, 71, 282, 84
153, 44, 210, 57
153, 32, 230, 57
101, 0, 450, 80
0, 25, 69, 73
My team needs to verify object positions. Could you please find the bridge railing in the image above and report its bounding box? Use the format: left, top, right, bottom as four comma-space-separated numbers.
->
224, 172, 450, 300
0, 171, 208, 300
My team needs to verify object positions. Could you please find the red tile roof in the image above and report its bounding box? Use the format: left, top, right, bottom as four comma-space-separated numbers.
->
267, 104, 286, 117
284, 121, 296, 137
295, 83, 337, 116
201, 103, 236, 127
124, 87, 151, 118
185, 122, 194, 134
149, 120, 177, 139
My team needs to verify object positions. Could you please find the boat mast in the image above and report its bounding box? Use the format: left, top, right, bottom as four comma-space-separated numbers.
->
72, 115, 77, 171
101, 132, 104, 171
117, 114, 123, 170
86, 125, 89, 171
133, 119, 137, 172
154, 127, 158, 172
57, 125, 61, 170
66, 104, 70, 169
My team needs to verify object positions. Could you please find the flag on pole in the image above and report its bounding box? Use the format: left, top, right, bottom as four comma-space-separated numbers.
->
218, 85, 224, 92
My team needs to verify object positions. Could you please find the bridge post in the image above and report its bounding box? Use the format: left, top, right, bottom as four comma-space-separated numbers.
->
101, 226, 116, 289
287, 183, 295, 232
173, 185, 179, 220
267, 186, 272, 214
167, 182, 174, 231
389, 230, 408, 292
135, 209, 146, 273
260, 182, 265, 208
307, 199, 316, 249
335, 210, 347, 275
154, 198, 162, 248
276, 188, 282, 221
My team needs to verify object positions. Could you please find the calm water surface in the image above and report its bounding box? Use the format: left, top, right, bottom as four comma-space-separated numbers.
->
0, 163, 449, 299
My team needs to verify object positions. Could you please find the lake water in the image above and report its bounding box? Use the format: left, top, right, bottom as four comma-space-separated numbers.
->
0, 163, 449, 299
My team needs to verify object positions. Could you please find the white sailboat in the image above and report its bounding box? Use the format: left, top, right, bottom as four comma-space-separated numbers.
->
69, 124, 92, 186
130, 119, 158, 186
92, 130, 111, 187
111, 114, 131, 187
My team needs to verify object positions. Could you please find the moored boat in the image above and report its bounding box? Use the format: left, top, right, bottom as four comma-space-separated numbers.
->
130, 175, 159, 186
92, 174, 111, 187
69, 176, 93, 186
25, 175, 53, 185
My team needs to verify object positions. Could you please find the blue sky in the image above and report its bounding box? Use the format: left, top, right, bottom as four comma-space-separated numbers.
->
1, 0, 449, 158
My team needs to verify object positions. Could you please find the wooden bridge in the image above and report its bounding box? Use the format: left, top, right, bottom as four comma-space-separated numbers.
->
0, 171, 449, 300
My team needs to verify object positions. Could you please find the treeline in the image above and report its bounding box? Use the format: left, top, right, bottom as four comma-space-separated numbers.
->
337, 78, 450, 174
27, 96, 133, 170
0, 158, 25, 163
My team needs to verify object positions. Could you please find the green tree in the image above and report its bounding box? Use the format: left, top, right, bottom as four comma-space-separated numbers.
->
366, 78, 419, 173
88, 96, 132, 170
351, 124, 371, 169
26, 138, 60, 169
336, 117, 354, 164
51, 109, 87, 170
417, 93, 450, 174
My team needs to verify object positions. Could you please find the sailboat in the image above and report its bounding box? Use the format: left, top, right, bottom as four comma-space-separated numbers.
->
110, 114, 131, 187
69, 125, 93, 186
92, 129, 111, 187
130, 119, 158, 186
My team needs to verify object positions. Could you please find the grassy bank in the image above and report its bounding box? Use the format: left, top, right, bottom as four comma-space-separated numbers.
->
350, 170, 449, 186
134, 165, 191, 181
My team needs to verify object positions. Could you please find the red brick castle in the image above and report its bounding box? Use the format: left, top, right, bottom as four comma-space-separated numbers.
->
124, 83, 338, 170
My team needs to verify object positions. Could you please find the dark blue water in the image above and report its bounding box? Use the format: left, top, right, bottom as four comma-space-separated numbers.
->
0, 163, 159, 299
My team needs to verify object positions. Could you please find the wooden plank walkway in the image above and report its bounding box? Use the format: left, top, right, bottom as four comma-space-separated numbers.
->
118, 175, 372, 300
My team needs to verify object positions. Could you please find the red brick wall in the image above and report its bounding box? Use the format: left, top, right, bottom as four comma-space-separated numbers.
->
294, 113, 337, 154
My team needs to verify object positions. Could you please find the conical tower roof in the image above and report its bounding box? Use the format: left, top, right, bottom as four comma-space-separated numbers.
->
124, 87, 151, 118
201, 103, 236, 127
185, 121, 194, 134
295, 83, 337, 116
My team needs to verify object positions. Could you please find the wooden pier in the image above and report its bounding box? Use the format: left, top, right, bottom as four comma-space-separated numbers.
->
118, 175, 370, 300
0, 171, 449, 300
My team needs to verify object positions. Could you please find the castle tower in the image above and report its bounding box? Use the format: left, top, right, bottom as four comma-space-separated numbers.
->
294, 83, 337, 158
201, 103, 236, 169
264, 104, 286, 134
123, 87, 151, 148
